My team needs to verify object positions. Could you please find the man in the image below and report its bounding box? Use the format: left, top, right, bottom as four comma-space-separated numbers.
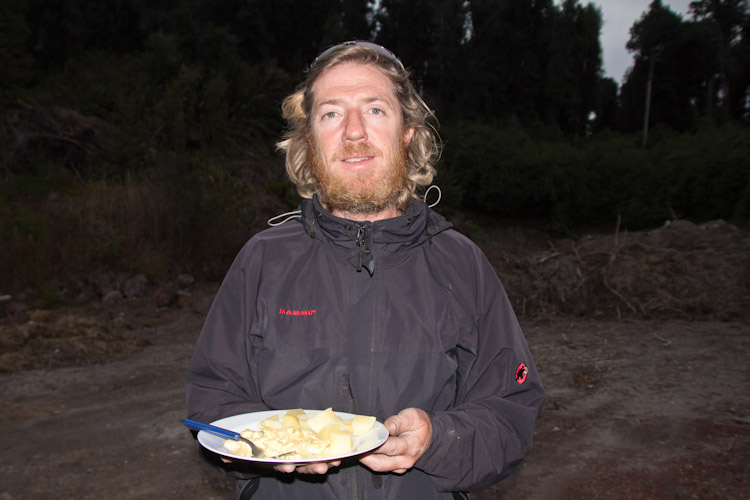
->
185, 41, 544, 499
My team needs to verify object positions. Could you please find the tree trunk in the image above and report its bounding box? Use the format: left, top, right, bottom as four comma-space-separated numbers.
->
642, 57, 654, 148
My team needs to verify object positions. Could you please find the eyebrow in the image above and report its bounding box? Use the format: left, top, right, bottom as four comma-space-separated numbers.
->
316, 96, 393, 109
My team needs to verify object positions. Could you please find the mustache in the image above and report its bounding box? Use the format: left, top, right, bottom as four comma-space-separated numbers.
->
332, 142, 383, 161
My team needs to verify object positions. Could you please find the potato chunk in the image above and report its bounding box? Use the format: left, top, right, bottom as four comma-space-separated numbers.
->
352, 415, 376, 436
328, 430, 353, 455
307, 407, 337, 434
258, 415, 282, 430
281, 414, 300, 429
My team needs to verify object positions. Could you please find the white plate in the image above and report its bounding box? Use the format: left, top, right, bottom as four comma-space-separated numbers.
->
196, 409, 389, 463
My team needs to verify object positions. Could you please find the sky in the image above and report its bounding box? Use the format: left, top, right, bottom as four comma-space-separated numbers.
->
591, 0, 694, 83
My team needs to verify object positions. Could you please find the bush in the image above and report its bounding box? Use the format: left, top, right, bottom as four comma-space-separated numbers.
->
440, 122, 572, 217
0, 158, 264, 297
650, 125, 750, 222
0, 43, 294, 298
438, 121, 750, 232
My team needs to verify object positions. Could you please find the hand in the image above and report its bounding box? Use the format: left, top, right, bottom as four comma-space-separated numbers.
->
359, 408, 432, 474
274, 460, 341, 474
222, 456, 341, 475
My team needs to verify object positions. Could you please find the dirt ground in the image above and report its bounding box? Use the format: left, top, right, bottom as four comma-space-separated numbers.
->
1, 221, 749, 499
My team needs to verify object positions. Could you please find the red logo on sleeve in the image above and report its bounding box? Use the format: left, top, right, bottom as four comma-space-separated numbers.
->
515, 363, 528, 384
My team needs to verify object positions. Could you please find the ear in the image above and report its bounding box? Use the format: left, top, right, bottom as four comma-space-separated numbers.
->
403, 126, 415, 145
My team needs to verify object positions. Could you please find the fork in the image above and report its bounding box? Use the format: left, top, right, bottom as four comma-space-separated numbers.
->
183, 419, 265, 457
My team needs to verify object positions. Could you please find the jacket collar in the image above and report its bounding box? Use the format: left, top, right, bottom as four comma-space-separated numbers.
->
299, 195, 452, 274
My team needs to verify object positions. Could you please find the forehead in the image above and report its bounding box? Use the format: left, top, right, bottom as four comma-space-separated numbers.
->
311, 62, 398, 107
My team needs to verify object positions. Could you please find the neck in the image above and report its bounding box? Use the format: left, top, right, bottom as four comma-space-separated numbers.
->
332, 205, 401, 222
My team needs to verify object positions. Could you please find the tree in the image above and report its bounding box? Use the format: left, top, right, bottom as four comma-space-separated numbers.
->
729, 10, 750, 122
689, 0, 750, 121
0, 0, 34, 93
459, 0, 555, 125
24, 0, 144, 70
374, 0, 468, 118
626, 0, 689, 144
543, 0, 604, 138
591, 76, 619, 132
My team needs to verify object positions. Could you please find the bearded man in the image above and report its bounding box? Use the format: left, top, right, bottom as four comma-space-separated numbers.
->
185, 41, 544, 500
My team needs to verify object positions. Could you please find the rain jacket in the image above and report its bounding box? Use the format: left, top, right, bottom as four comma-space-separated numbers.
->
185, 195, 544, 499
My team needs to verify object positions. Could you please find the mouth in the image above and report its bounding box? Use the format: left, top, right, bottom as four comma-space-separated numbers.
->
333, 142, 382, 166
342, 156, 375, 163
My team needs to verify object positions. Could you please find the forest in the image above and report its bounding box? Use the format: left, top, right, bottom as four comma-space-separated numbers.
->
1, 0, 749, 301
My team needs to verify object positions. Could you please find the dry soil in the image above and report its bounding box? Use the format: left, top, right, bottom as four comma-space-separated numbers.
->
1, 222, 749, 499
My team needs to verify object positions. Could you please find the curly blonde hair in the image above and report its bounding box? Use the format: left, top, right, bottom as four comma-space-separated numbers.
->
276, 42, 440, 209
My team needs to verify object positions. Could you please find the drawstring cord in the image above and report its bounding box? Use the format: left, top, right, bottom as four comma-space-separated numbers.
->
267, 210, 301, 226
424, 185, 441, 208
268, 209, 319, 237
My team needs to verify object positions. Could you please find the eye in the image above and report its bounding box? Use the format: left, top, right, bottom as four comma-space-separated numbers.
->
323, 111, 337, 119
370, 107, 384, 115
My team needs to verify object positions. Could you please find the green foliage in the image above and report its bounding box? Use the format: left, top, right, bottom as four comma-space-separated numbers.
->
182, 159, 259, 262
2, 0, 749, 301
0, 160, 79, 198
0, 34, 289, 294
0, 157, 265, 292
650, 124, 750, 221
439, 120, 750, 233
622, 0, 750, 130
0, 0, 34, 96
439, 122, 581, 230
735, 182, 750, 223
579, 133, 665, 228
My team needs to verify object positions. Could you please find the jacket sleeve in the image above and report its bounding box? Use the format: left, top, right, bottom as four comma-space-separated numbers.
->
184, 240, 269, 477
415, 244, 545, 492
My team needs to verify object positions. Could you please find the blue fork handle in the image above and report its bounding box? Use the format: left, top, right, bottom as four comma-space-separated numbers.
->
183, 419, 243, 441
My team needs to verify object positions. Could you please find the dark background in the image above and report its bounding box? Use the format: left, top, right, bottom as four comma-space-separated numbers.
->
2, 0, 749, 302
1, 4, 749, 498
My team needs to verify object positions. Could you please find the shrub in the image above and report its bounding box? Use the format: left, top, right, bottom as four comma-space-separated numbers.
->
438, 121, 750, 232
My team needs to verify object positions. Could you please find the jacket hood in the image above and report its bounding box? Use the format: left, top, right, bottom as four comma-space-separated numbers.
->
297, 195, 452, 275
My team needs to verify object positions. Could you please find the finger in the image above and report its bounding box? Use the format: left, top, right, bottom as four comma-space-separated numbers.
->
385, 408, 423, 436
288, 460, 341, 475
377, 435, 410, 457
275, 464, 297, 473
359, 452, 411, 473
302, 462, 333, 474
311, 460, 341, 472
359, 452, 392, 471
298, 463, 327, 474
384, 415, 402, 435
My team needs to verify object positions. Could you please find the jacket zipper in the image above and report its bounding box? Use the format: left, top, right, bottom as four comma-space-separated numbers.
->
355, 224, 366, 272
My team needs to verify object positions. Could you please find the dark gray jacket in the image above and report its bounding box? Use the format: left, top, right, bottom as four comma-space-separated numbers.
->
185, 196, 544, 499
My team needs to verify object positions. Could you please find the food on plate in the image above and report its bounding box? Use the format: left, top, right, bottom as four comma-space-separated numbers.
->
281, 413, 301, 429
352, 414, 377, 436
328, 429, 352, 455
307, 407, 338, 433
223, 408, 378, 460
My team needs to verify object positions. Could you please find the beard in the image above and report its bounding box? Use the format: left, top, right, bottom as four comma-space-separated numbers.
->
308, 134, 409, 216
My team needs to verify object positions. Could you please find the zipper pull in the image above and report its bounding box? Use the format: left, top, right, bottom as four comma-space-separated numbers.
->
356, 225, 365, 271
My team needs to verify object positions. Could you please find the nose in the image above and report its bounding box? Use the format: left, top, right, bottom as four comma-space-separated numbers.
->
343, 111, 366, 142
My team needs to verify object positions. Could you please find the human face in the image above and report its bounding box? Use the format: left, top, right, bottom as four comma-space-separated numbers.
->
309, 63, 415, 219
